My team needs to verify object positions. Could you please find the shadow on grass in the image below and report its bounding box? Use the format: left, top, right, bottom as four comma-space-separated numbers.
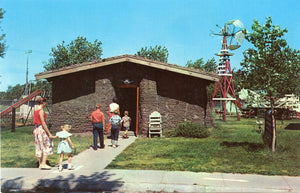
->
221, 141, 265, 152
1, 171, 124, 192
285, 123, 300, 130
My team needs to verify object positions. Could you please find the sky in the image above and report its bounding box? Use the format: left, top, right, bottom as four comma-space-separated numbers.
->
0, 0, 299, 92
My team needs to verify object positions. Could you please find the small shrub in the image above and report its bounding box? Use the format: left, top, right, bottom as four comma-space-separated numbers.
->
165, 121, 211, 138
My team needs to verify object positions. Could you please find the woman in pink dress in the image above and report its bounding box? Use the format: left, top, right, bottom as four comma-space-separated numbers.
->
33, 97, 57, 170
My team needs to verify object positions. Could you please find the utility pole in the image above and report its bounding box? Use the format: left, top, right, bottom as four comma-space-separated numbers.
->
25, 50, 32, 96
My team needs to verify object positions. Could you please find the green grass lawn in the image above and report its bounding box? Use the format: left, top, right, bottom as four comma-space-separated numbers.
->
107, 117, 300, 176
0, 126, 92, 168
1, 117, 299, 176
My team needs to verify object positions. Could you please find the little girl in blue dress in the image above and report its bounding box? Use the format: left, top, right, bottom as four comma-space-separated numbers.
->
56, 124, 75, 172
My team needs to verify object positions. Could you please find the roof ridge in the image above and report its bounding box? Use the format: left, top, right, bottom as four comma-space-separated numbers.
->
35, 54, 219, 82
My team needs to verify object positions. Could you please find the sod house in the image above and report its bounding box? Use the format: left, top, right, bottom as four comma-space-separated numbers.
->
35, 55, 219, 136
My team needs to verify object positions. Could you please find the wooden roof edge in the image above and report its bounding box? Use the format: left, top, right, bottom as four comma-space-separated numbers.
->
126, 55, 219, 78
127, 57, 219, 82
35, 54, 219, 82
35, 56, 128, 80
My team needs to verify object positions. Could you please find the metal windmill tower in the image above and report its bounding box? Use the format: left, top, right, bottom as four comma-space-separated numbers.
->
211, 19, 246, 121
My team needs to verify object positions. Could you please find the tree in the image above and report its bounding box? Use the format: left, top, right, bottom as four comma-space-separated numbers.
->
185, 57, 218, 100
31, 80, 52, 97
240, 17, 300, 98
239, 17, 300, 151
43, 36, 103, 70
202, 58, 218, 73
185, 57, 217, 72
3, 84, 24, 100
0, 8, 7, 58
0, 80, 51, 100
136, 45, 169, 63
186, 58, 204, 69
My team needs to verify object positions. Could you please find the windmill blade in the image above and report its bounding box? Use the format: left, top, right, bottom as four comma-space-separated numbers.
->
234, 31, 245, 44
226, 19, 236, 25
229, 35, 234, 46
210, 32, 223, 36
216, 24, 222, 29
232, 19, 244, 28
210, 29, 221, 36
229, 25, 236, 45
213, 19, 246, 51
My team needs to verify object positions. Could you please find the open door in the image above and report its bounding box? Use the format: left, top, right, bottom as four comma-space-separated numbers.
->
115, 85, 139, 135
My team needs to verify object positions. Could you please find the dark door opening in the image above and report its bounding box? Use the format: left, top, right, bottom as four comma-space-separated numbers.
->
115, 85, 139, 135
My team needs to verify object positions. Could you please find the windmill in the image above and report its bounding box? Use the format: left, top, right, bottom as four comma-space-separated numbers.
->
210, 19, 246, 121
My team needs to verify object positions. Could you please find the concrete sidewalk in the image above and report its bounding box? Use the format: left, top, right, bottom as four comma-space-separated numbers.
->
1, 136, 300, 192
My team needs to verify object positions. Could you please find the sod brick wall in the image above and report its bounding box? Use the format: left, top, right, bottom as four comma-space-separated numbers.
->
49, 62, 212, 135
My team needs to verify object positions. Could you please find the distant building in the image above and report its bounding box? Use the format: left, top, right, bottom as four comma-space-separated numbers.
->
276, 94, 300, 115
35, 55, 219, 135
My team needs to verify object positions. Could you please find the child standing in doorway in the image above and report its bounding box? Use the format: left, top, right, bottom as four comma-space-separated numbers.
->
56, 124, 75, 172
122, 110, 131, 139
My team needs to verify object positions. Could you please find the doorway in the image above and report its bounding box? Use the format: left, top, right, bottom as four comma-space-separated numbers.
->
115, 85, 139, 135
